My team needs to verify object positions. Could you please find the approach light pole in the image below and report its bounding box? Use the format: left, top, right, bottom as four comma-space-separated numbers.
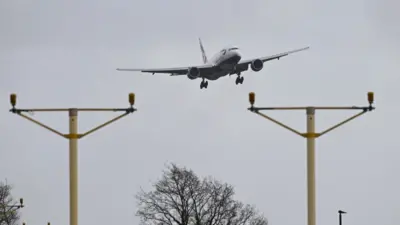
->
9, 93, 137, 225
1, 198, 24, 210
338, 210, 347, 225
247, 92, 375, 225
0, 198, 24, 219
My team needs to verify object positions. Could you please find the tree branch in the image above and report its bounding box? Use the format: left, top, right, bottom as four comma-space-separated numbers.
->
135, 164, 268, 225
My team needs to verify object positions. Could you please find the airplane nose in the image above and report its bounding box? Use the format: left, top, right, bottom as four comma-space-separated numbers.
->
235, 51, 242, 62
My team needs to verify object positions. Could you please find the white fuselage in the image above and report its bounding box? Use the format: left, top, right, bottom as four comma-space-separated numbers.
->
203, 46, 242, 80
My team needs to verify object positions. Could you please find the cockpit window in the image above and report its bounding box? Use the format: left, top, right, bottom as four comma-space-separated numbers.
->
228, 47, 238, 51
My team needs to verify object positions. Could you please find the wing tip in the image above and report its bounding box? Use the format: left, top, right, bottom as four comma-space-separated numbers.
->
116, 68, 134, 71
292, 46, 310, 53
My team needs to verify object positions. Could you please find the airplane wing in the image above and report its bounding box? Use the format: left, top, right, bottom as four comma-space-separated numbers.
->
235, 46, 310, 72
116, 64, 213, 76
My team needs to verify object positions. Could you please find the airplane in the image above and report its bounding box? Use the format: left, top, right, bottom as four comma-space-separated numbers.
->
116, 38, 310, 89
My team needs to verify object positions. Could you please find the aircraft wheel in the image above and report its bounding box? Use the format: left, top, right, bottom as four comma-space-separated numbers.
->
235, 77, 240, 85
240, 76, 244, 84
200, 81, 208, 89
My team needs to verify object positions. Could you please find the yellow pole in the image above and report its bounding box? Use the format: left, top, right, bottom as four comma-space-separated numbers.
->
306, 107, 316, 225
8, 93, 137, 225
247, 92, 375, 225
69, 108, 78, 225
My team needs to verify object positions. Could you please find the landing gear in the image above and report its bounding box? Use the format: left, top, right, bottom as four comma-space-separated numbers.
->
200, 79, 208, 89
235, 76, 244, 85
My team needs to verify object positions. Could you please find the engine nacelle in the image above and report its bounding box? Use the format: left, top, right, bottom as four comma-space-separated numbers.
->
187, 67, 200, 80
250, 59, 263, 72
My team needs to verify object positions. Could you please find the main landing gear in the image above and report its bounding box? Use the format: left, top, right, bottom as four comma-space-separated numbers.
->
235, 75, 244, 85
233, 71, 243, 85
200, 79, 208, 89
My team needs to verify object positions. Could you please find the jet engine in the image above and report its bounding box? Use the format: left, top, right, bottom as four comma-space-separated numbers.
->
187, 67, 200, 79
250, 59, 263, 72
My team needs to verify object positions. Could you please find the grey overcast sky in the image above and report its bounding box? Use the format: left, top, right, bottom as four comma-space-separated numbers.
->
1, 0, 399, 225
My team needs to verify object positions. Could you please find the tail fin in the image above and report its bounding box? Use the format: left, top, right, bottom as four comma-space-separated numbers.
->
199, 38, 208, 64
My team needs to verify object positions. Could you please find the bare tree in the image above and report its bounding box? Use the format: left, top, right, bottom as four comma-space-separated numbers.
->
135, 164, 267, 225
0, 181, 21, 225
